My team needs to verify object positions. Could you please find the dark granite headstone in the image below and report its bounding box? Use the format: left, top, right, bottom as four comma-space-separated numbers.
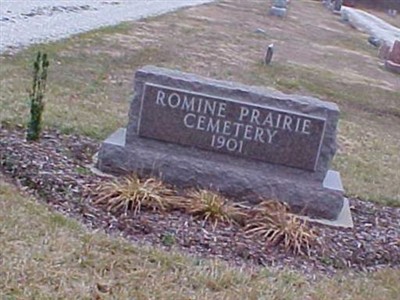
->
378, 43, 391, 60
388, 40, 400, 64
270, 0, 288, 17
334, 0, 342, 11
97, 66, 345, 220
264, 44, 274, 65
368, 36, 381, 48
269, 6, 287, 17
385, 40, 400, 74
272, 0, 287, 8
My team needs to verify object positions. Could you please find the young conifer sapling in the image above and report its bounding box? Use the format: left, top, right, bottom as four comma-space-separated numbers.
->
27, 51, 49, 141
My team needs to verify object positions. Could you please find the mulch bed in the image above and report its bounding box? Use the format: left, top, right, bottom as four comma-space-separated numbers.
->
1, 127, 399, 278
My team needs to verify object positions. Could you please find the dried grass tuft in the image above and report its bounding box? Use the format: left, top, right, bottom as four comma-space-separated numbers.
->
181, 190, 247, 228
245, 200, 317, 256
90, 175, 175, 215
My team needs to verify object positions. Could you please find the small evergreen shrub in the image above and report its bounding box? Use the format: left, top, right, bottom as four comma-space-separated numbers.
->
27, 51, 49, 141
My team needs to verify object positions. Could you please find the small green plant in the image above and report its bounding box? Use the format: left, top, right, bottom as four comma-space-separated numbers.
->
75, 166, 91, 175
91, 175, 175, 215
27, 51, 49, 141
161, 233, 176, 247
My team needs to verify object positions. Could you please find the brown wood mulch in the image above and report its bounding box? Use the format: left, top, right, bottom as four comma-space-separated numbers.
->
1, 127, 399, 278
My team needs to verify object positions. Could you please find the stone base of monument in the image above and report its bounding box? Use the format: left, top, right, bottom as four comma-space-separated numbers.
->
98, 127, 345, 220
299, 198, 353, 228
269, 7, 287, 17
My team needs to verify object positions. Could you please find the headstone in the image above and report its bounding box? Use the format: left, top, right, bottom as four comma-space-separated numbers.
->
385, 40, 400, 74
388, 9, 397, 17
264, 44, 274, 65
270, 0, 288, 17
378, 43, 391, 60
272, 0, 287, 8
269, 6, 287, 17
97, 66, 345, 220
368, 36, 381, 48
341, 9, 350, 22
388, 40, 400, 64
254, 28, 267, 35
327, 0, 335, 11
333, 0, 342, 12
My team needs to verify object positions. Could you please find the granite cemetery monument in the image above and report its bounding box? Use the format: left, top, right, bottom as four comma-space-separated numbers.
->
98, 66, 345, 220
264, 43, 274, 65
269, 0, 288, 17
385, 40, 400, 74
333, 0, 343, 13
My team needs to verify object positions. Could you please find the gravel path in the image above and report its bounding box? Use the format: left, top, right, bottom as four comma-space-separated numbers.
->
0, 0, 214, 54
342, 7, 400, 46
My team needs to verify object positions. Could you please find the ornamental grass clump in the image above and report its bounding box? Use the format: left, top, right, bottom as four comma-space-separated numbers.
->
27, 51, 49, 141
91, 176, 175, 215
245, 200, 317, 256
182, 190, 247, 228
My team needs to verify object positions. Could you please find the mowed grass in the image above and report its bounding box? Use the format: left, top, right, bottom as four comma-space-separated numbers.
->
0, 0, 399, 207
1, 179, 400, 299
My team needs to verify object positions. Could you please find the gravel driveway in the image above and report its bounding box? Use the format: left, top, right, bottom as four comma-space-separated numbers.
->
2, 1, 399, 54
0, 0, 214, 53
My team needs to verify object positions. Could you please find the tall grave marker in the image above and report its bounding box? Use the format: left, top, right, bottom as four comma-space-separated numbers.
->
98, 66, 345, 220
